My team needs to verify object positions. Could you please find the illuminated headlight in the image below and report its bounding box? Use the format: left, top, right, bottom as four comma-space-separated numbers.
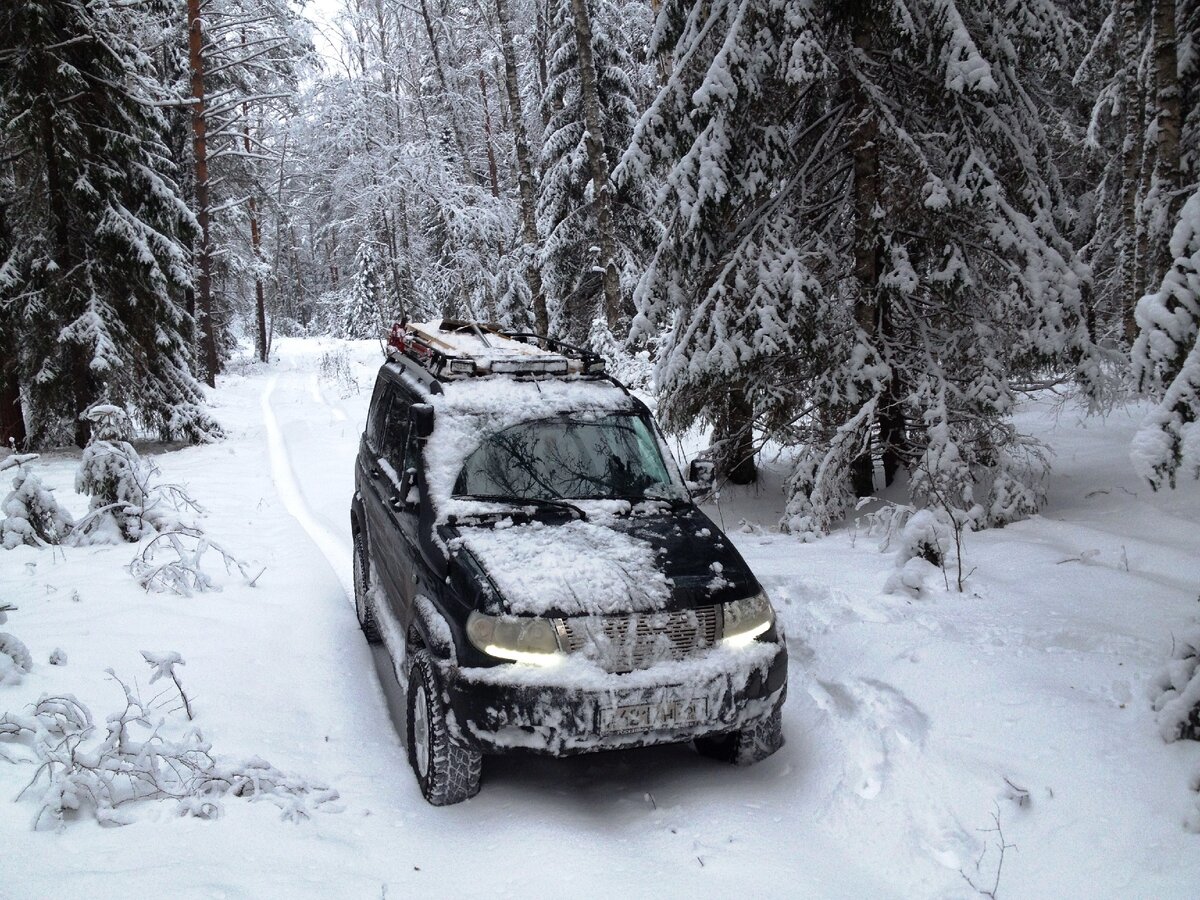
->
466, 611, 563, 666
721, 592, 775, 647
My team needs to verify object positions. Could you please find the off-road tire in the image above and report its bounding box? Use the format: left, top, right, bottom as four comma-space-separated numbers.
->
352, 531, 381, 644
406, 650, 482, 805
694, 705, 784, 766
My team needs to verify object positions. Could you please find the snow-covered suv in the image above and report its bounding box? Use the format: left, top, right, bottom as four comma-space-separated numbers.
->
350, 320, 787, 805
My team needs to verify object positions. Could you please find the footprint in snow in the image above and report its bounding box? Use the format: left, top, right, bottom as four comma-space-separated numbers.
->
807, 678, 930, 800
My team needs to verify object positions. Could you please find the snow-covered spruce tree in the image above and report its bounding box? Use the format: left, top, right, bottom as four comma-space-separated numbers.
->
0, 601, 33, 686
536, 0, 656, 340
342, 243, 387, 340
0, 0, 220, 448
73, 404, 158, 543
1075, 0, 1195, 348
618, 0, 1102, 528
1131, 189, 1200, 487
1073, 0, 1195, 348
0, 454, 73, 549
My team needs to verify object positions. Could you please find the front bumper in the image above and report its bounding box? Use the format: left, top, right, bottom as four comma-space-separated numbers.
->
443, 641, 787, 755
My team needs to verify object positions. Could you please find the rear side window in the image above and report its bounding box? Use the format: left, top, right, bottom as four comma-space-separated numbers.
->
381, 390, 412, 472
365, 378, 389, 449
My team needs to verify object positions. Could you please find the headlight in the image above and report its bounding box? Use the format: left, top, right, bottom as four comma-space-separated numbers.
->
466, 611, 564, 666
722, 591, 775, 647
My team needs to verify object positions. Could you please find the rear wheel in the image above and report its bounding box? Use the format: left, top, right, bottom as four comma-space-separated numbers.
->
352, 531, 381, 644
694, 705, 784, 766
406, 650, 482, 805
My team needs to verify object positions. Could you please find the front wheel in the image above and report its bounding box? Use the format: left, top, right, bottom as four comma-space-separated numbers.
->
406, 650, 482, 805
694, 705, 784, 766
353, 531, 381, 644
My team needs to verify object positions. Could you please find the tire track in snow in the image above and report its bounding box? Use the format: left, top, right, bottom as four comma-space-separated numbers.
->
261, 373, 354, 602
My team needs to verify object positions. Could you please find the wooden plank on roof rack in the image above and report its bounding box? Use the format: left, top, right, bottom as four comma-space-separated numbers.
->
407, 323, 459, 352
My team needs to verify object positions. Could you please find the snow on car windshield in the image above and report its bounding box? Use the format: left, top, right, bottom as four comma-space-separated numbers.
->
453, 413, 685, 503
423, 375, 683, 520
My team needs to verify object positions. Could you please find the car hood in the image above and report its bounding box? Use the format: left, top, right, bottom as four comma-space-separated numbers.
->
446, 505, 759, 618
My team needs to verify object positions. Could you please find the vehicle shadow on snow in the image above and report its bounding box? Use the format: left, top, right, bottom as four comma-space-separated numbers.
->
367, 645, 798, 812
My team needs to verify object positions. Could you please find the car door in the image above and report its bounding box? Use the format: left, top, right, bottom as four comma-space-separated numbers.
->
358, 379, 411, 609
378, 395, 428, 617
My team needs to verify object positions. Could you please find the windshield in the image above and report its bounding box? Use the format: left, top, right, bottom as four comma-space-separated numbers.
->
453, 413, 686, 503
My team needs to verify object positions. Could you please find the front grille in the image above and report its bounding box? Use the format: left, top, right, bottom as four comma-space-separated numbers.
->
558, 606, 720, 673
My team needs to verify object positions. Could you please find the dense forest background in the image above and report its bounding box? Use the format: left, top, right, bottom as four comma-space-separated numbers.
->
1, 0, 1198, 534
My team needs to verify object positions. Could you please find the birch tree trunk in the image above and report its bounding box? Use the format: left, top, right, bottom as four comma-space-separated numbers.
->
418, 0, 475, 182
495, 0, 549, 334
568, 0, 622, 330
187, 0, 219, 386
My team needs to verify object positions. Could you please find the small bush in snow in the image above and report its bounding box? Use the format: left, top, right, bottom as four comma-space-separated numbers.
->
0, 455, 74, 549
1152, 629, 1200, 743
0, 659, 340, 829
0, 603, 33, 686
884, 510, 954, 598
128, 528, 263, 596
318, 347, 360, 398
71, 403, 206, 546
72, 404, 158, 543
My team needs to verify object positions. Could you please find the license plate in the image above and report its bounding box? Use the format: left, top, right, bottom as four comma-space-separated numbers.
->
598, 698, 708, 735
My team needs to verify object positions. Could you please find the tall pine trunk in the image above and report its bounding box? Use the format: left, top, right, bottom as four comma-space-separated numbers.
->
496, 0, 549, 334
242, 116, 269, 363
187, 0, 219, 386
1120, 0, 1147, 342
568, 0, 622, 330
1153, 0, 1181, 273
0, 362, 25, 450
847, 5, 881, 497
713, 384, 757, 485
477, 61, 501, 198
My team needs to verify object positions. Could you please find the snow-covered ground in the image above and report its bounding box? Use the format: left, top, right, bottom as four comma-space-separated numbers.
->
2, 338, 1199, 898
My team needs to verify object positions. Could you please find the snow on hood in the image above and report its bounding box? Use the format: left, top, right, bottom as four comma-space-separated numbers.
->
456, 519, 671, 616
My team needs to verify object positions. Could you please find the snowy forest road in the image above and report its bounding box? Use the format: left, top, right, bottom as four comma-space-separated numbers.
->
261, 371, 354, 600
3, 339, 1199, 899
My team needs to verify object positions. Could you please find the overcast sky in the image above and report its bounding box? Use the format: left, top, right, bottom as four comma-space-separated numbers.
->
302, 0, 343, 67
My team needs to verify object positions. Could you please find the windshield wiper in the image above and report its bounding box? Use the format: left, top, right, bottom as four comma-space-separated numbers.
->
459, 493, 589, 521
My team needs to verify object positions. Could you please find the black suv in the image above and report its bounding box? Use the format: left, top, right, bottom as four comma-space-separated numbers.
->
350, 321, 787, 805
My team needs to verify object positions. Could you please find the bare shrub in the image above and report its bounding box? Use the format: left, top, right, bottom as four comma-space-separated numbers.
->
0, 659, 340, 829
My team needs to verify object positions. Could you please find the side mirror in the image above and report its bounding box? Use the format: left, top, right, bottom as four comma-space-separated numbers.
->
687, 458, 716, 491
412, 403, 434, 439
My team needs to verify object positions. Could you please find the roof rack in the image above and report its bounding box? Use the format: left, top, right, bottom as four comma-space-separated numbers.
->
386, 319, 607, 380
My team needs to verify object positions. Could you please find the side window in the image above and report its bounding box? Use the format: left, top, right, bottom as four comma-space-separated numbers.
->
364, 378, 389, 450
382, 390, 412, 471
